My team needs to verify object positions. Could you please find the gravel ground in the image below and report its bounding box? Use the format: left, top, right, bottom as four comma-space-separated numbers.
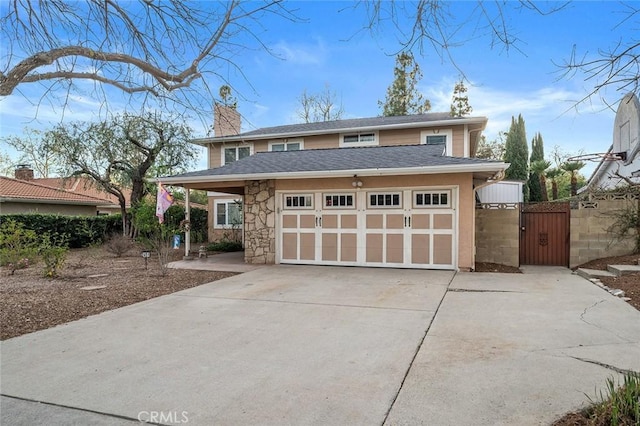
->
0, 246, 236, 340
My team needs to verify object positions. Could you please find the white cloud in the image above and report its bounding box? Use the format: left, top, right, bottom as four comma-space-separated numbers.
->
271, 38, 327, 66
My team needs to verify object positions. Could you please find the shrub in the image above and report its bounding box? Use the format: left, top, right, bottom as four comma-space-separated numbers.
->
104, 234, 135, 257
39, 234, 69, 278
207, 240, 243, 252
0, 219, 40, 275
131, 200, 180, 276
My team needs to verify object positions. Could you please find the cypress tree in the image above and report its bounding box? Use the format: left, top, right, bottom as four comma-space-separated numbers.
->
503, 115, 529, 200
528, 132, 545, 201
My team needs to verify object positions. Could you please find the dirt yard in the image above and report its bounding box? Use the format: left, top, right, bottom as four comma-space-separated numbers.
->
576, 253, 640, 311
0, 246, 235, 340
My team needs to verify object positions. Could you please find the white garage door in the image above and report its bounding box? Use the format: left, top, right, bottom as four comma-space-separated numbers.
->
277, 187, 457, 269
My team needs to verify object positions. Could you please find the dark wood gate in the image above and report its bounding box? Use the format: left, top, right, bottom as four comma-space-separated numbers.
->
520, 202, 570, 266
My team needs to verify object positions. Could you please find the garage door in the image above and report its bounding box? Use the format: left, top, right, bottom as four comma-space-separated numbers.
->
277, 188, 457, 269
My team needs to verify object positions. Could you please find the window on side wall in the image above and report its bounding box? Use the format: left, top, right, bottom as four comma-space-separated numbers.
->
215, 200, 243, 228
340, 132, 377, 147
223, 146, 251, 165
269, 140, 303, 152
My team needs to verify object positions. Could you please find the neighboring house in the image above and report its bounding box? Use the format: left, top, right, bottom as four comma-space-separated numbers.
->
34, 175, 131, 215
583, 93, 640, 191
0, 176, 107, 215
162, 106, 509, 271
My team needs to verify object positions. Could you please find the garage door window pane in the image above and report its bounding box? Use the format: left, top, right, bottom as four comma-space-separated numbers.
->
324, 194, 355, 208
369, 192, 401, 208
284, 195, 313, 209
414, 191, 451, 208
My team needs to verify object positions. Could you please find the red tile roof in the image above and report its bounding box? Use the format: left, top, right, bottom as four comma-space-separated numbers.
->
0, 176, 108, 204
34, 177, 130, 207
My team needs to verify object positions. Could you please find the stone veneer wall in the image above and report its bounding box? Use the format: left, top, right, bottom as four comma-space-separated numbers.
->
475, 206, 520, 268
570, 198, 636, 268
244, 180, 276, 264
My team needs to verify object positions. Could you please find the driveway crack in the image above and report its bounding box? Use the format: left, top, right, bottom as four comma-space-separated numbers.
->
579, 299, 633, 343
566, 356, 639, 375
381, 272, 457, 425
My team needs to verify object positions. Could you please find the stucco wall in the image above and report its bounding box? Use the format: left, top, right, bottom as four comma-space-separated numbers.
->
475, 207, 520, 267
570, 198, 637, 267
0, 202, 97, 216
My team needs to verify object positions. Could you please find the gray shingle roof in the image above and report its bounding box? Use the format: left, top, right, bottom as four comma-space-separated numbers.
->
239, 113, 455, 138
168, 144, 503, 179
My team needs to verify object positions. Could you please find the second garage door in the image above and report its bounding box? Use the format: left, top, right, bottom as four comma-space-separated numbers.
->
277, 187, 458, 269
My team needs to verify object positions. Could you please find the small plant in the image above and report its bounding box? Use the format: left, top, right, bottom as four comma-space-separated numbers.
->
584, 372, 640, 425
39, 234, 69, 278
104, 234, 134, 257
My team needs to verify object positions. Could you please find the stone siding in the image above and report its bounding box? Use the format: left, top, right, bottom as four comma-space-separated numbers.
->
244, 180, 276, 264
475, 207, 520, 267
570, 199, 636, 267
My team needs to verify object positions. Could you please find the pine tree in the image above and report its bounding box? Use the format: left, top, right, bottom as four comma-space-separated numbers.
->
450, 79, 473, 117
528, 132, 545, 201
379, 52, 431, 116
503, 115, 529, 200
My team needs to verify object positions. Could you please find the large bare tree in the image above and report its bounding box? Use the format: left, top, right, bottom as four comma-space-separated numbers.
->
296, 85, 344, 123
357, 1, 638, 106
0, 1, 297, 114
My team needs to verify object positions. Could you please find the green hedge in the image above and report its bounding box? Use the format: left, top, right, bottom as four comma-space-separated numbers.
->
1, 214, 123, 248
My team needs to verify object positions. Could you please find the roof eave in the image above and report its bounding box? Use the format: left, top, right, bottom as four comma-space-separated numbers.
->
159, 162, 509, 185
0, 197, 103, 206
191, 116, 489, 145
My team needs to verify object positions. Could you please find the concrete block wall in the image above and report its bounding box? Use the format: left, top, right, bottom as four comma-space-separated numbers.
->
475, 207, 520, 268
569, 199, 637, 267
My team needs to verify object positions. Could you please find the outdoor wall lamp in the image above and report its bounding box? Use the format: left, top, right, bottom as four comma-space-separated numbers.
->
352, 175, 363, 188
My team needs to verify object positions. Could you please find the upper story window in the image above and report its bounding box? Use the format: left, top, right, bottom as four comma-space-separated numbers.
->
269, 139, 303, 152
340, 131, 378, 147
426, 135, 446, 145
420, 129, 453, 156
223, 145, 251, 165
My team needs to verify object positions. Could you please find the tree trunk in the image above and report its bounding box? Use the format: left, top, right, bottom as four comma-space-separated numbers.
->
570, 172, 578, 197
551, 181, 558, 200
539, 175, 548, 201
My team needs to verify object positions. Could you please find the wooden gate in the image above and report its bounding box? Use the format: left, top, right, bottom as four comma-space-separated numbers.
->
520, 202, 570, 266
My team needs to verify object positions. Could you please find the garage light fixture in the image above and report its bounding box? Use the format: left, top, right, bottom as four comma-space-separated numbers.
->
352, 175, 363, 188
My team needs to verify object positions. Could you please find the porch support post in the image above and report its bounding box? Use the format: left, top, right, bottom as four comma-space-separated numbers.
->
185, 188, 191, 258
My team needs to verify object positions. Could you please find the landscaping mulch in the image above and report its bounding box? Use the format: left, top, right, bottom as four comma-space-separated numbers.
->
0, 246, 236, 340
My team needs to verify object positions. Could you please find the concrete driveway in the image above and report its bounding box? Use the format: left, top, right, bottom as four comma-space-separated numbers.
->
2, 265, 639, 425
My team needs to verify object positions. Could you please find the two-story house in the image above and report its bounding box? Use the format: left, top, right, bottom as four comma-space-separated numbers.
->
162, 105, 509, 271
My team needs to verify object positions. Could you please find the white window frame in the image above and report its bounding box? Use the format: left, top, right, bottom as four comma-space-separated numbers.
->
367, 191, 402, 209
323, 193, 356, 209
214, 199, 243, 229
339, 131, 378, 147
268, 138, 304, 152
283, 194, 314, 210
221, 143, 253, 166
413, 190, 452, 208
420, 129, 453, 155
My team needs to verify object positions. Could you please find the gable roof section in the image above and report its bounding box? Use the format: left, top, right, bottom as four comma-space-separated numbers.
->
0, 176, 108, 205
162, 144, 508, 184
193, 113, 488, 144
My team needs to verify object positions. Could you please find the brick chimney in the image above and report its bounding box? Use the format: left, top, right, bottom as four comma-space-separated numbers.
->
14, 164, 34, 181
214, 104, 241, 137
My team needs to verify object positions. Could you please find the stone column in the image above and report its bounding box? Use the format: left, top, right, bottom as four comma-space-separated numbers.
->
244, 180, 276, 264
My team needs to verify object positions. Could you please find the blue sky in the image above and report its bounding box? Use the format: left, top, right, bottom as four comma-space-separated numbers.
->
0, 1, 635, 177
